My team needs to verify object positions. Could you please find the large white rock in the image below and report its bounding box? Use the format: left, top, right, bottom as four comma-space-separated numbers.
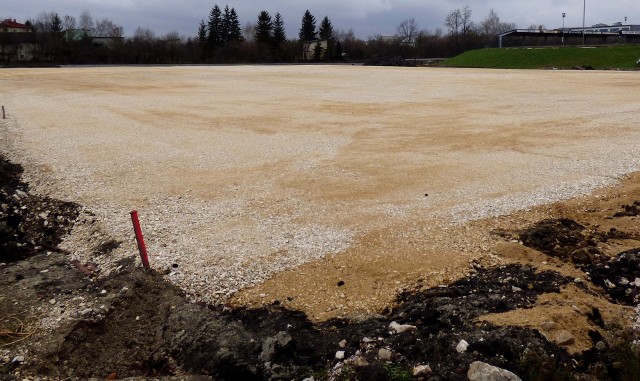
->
413, 364, 433, 377
456, 339, 469, 353
389, 321, 418, 334
468, 361, 522, 381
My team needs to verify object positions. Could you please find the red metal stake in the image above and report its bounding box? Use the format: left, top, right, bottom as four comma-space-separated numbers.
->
130, 210, 150, 269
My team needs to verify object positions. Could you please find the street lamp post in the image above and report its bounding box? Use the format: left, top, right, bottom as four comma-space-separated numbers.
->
582, 0, 586, 45
562, 13, 566, 44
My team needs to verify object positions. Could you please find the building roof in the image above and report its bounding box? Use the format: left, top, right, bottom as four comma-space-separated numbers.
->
1, 19, 30, 29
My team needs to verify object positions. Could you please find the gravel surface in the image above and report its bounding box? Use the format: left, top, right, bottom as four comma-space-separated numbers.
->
1, 66, 640, 314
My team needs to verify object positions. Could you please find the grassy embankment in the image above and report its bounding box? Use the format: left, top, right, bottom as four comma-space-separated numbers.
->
444, 45, 640, 69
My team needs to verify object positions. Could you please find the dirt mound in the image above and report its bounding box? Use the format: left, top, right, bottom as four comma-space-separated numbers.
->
519, 219, 602, 264
585, 248, 640, 305
0, 154, 79, 263
614, 201, 640, 217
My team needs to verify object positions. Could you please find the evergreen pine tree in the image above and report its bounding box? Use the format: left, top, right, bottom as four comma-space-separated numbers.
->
197, 20, 207, 43
318, 16, 334, 59
272, 13, 286, 47
298, 10, 317, 42
207, 5, 223, 49
221, 5, 231, 43
313, 41, 324, 61
271, 13, 286, 61
318, 16, 334, 40
197, 20, 208, 59
254, 11, 273, 44
228, 8, 242, 42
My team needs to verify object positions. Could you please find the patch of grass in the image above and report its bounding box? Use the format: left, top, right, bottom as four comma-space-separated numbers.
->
443, 45, 640, 69
382, 363, 413, 381
336, 364, 357, 381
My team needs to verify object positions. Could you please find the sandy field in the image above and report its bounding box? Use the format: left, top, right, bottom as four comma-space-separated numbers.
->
1, 65, 639, 320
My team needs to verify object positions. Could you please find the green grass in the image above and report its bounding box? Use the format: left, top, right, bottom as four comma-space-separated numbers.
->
443, 45, 640, 69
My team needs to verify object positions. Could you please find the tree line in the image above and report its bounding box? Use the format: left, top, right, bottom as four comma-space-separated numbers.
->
12, 5, 518, 65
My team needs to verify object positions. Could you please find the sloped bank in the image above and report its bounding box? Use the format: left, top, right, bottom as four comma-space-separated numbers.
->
2, 153, 640, 381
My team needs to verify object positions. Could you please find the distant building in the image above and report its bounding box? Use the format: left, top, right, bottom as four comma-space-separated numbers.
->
497, 23, 640, 48
302, 39, 328, 61
1, 18, 30, 33
0, 19, 37, 62
64, 28, 91, 42
570, 23, 640, 34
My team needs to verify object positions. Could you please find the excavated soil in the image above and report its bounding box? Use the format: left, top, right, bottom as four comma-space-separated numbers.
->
1, 66, 640, 379
1, 153, 640, 380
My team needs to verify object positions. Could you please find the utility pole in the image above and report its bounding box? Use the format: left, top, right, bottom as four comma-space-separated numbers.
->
562, 13, 566, 44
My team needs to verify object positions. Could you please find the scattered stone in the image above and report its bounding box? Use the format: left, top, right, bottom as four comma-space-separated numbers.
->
335, 351, 345, 360
259, 331, 292, 363
338, 339, 347, 348
540, 321, 557, 331
604, 279, 616, 289
389, 321, 417, 334
456, 339, 469, 353
413, 364, 432, 377
555, 330, 575, 346
377, 348, 392, 361
353, 356, 369, 367
12, 356, 25, 363
48, 298, 56, 305
468, 361, 522, 381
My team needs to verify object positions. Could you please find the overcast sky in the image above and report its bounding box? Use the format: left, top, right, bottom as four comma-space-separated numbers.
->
2, 1, 639, 38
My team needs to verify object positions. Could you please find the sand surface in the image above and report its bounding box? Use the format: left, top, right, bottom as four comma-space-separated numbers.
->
1, 65, 639, 320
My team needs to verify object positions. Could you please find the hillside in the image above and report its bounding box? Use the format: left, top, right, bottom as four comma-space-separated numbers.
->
444, 45, 640, 69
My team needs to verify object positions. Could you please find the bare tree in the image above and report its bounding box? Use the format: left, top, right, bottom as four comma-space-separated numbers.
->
444, 9, 462, 35
397, 18, 418, 44
461, 5, 473, 36
94, 18, 123, 38
62, 15, 76, 31
479, 9, 516, 36
134, 27, 155, 42
243, 21, 255, 41
78, 10, 93, 31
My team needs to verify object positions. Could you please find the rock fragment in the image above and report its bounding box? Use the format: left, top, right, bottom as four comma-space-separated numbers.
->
413, 364, 432, 377
389, 321, 417, 334
377, 348, 392, 361
555, 330, 575, 346
456, 339, 469, 353
468, 361, 522, 381
540, 321, 556, 331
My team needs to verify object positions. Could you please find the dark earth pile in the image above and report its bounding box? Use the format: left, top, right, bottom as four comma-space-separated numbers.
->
0, 156, 79, 262
2, 153, 640, 381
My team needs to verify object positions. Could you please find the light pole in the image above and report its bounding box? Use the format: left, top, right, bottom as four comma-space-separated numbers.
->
582, 0, 586, 45
562, 12, 566, 44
